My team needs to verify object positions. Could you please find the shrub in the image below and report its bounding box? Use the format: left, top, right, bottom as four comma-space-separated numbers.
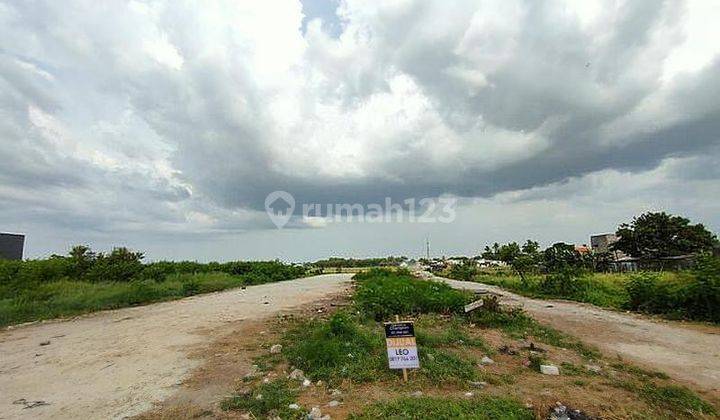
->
539, 269, 588, 298
84, 248, 145, 283
684, 255, 720, 322
353, 269, 470, 320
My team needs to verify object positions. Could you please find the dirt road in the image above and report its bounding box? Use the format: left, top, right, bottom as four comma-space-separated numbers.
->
436, 275, 720, 396
0, 274, 352, 420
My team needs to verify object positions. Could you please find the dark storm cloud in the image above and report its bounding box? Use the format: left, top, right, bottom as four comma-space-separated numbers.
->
0, 0, 719, 259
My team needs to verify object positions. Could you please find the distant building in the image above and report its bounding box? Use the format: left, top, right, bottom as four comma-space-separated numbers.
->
574, 244, 591, 255
590, 233, 618, 253
0, 233, 25, 260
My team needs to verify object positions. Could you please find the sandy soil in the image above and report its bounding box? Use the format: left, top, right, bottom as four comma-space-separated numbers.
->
0, 274, 352, 420
435, 275, 720, 397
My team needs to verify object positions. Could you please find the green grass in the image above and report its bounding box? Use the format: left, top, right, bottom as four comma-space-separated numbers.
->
610, 361, 669, 380
0, 273, 251, 327
282, 312, 390, 384
471, 272, 633, 309
349, 396, 534, 419
468, 307, 600, 359
415, 315, 491, 352
613, 380, 716, 417
418, 347, 478, 382
353, 269, 471, 321
221, 379, 305, 419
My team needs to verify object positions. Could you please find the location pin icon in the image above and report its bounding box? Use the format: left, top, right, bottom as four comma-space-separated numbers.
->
265, 191, 295, 229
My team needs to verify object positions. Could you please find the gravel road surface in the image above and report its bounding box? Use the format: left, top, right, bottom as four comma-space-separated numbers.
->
0, 274, 352, 419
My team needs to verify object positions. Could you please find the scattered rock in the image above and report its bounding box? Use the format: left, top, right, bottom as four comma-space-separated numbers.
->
255, 394, 263, 400
464, 392, 474, 397
479, 356, 494, 365
316, 380, 324, 386
320, 416, 331, 420
270, 344, 283, 354
288, 403, 300, 410
302, 378, 312, 387
548, 401, 594, 420
308, 406, 323, 419
410, 391, 423, 397
289, 369, 305, 380
499, 345, 518, 355
263, 301, 270, 305
327, 400, 341, 407
540, 365, 560, 375
39, 341, 50, 346
12, 399, 50, 409
546, 304, 554, 308
584, 364, 601, 374
468, 381, 487, 388
330, 389, 342, 397
521, 341, 546, 353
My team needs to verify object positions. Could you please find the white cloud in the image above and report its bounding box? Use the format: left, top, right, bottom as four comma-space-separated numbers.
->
0, 0, 719, 259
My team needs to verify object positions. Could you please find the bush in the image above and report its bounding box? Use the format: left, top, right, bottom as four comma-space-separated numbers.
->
539, 269, 589, 298
84, 248, 145, 283
684, 255, 720, 322
353, 269, 470, 321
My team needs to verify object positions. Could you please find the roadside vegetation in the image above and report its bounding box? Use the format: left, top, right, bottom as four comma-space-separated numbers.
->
443, 212, 720, 323
0, 245, 306, 327
218, 269, 718, 419
450, 255, 720, 323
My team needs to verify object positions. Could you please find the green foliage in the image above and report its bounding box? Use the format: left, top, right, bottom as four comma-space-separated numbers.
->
625, 257, 720, 322
312, 256, 407, 268
613, 211, 718, 261
539, 269, 589, 297
0, 267, 303, 327
84, 247, 145, 283
447, 262, 477, 281
353, 269, 470, 321
415, 317, 489, 351
221, 379, 304, 419
418, 347, 478, 382
349, 396, 533, 420
543, 242, 590, 273
468, 308, 599, 359
684, 255, 720, 322
615, 380, 717, 417
637, 383, 716, 415
282, 312, 388, 384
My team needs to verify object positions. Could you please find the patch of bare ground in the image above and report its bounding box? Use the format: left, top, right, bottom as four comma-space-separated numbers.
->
138, 299, 719, 420
135, 294, 351, 419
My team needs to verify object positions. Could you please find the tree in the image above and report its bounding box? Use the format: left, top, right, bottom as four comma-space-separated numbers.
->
613, 212, 718, 261
481, 243, 501, 260
482, 240, 540, 283
68, 245, 96, 278
543, 242, 586, 273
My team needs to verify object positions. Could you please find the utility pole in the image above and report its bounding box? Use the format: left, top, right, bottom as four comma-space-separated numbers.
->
426, 236, 430, 260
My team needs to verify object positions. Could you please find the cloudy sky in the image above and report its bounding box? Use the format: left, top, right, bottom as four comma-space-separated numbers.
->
1, 0, 719, 261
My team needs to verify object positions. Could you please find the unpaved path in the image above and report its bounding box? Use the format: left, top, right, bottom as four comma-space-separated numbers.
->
0, 274, 352, 420
435, 275, 720, 396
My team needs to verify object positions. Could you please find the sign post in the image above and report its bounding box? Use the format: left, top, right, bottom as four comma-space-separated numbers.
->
385, 316, 419, 381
